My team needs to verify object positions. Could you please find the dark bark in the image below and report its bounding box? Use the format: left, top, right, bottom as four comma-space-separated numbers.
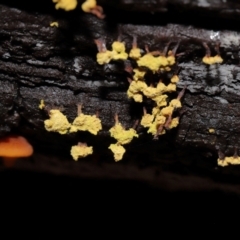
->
1, 0, 240, 190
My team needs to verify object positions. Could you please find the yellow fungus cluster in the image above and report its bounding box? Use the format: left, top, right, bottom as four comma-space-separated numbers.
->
70, 112, 102, 135
137, 52, 175, 73
202, 55, 223, 65
95, 40, 129, 65
108, 116, 138, 161
71, 142, 93, 161
44, 106, 102, 136
50, 22, 59, 27
81, 0, 105, 19
129, 47, 141, 60
108, 144, 126, 162
42, 104, 102, 160
44, 110, 71, 134
52, 0, 77, 11
93, 39, 185, 160
218, 155, 240, 167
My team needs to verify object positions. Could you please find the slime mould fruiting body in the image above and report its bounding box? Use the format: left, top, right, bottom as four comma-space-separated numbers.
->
71, 142, 93, 160
42, 6, 225, 163
52, 0, 105, 18
218, 154, 240, 167
108, 115, 138, 161
42, 104, 102, 161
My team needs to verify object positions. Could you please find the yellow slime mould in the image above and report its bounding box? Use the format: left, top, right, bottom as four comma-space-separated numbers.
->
129, 36, 142, 60
109, 123, 138, 145
109, 115, 138, 145
53, 0, 77, 11
169, 99, 182, 108
217, 156, 240, 167
129, 48, 141, 60
50, 22, 59, 27
152, 106, 160, 116
70, 105, 102, 135
209, 128, 215, 133
127, 80, 147, 100
141, 113, 154, 127
141, 108, 154, 128
155, 115, 166, 125
70, 142, 93, 160
132, 93, 143, 102
108, 144, 126, 162
156, 82, 167, 93
160, 106, 174, 116
137, 54, 160, 72
96, 51, 113, 65
152, 94, 168, 107
147, 121, 166, 135
39, 100, 45, 110
111, 41, 128, 60
157, 56, 169, 67
202, 55, 223, 65
166, 55, 175, 66
82, 0, 96, 12
169, 117, 179, 129
166, 83, 177, 92
133, 69, 146, 81
44, 109, 71, 134
143, 86, 159, 98
171, 75, 179, 83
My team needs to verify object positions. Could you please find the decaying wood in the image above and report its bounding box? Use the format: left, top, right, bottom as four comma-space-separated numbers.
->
1, 0, 240, 184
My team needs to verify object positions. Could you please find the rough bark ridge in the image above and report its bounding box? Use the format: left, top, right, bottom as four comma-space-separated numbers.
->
1, 0, 240, 184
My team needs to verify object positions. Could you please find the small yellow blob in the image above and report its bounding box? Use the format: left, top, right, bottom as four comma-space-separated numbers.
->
169, 99, 181, 108
141, 114, 154, 128
157, 56, 168, 67
70, 142, 93, 160
213, 55, 223, 64
127, 80, 147, 100
152, 106, 160, 116
44, 109, 71, 134
132, 93, 143, 102
217, 158, 228, 167
155, 115, 166, 125
202, 55, 223, 65
112, 41, 125, 53
111, 41, 128, 60
166, 55, 175, 65
169, 117, 179, 129
53, 0, 77, 11
152, 94, 168, 107
50, 22, 59, 27
109, 123, 138, 145
133, 69, 146, 81
81, 0, 96, 12
108, 144, 126, 162
171, 75, 179, 83
137, 54, 160, 72
143, 86, 159, 98
129, 48, 141, 60
166, 83, 177, 92
160, 106, 174, 116
70, 113, 102, 135
39, 100, 45, 110
217, 156, 240, 167
209, 128, 215, 133
156, 82, 167, 93
147, 122, 166, 135
96, 51, 113, 65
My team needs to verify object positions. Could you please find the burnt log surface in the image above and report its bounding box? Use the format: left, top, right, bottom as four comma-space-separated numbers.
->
2, 0, 240, 221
